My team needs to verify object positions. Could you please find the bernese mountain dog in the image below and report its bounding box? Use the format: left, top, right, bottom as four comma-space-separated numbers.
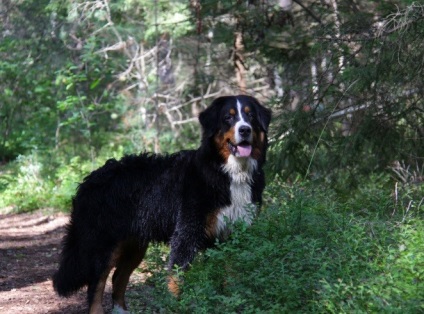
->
53, 95, 271, 314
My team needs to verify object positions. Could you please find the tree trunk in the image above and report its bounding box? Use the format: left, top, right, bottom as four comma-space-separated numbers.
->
234, 30, 246, 93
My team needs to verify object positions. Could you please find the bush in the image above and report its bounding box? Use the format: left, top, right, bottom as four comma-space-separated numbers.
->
128, 180, 423, 313
0, 152, 52, 212
0, 145, 126, 212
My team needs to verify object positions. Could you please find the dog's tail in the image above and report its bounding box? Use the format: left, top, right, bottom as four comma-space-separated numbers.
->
53, 224, 88, 297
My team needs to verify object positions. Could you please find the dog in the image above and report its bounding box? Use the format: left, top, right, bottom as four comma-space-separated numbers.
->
52, 95, 271, 313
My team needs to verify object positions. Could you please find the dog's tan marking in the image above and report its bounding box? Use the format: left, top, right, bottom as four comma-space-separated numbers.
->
168, 275, 181, 297
229, 108, 236, 115
244, 106, 251, 113
89, 268, 111, 314
205, 211, 219, 239
112, 241, 148, 310
251, 131, 265, 161
214, 129, 236, 162
89, 244, 123, 314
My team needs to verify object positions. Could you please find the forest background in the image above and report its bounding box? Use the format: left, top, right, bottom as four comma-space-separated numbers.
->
0, 0, 423, 312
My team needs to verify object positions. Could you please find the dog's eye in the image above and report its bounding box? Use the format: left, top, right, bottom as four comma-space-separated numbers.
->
247, 112, 254, 121
224, 114, 234, 123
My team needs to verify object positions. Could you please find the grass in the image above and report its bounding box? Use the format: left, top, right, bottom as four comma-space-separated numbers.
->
128, 179, 423, 313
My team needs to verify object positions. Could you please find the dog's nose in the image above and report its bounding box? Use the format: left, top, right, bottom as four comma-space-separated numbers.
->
239, 126, 251, 138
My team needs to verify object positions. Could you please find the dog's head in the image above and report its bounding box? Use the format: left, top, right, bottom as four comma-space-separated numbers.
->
199, 95, 271, 162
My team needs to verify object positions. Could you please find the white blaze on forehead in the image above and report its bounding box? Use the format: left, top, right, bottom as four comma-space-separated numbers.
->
235, 99, 252, 144
236, 99, 248, 124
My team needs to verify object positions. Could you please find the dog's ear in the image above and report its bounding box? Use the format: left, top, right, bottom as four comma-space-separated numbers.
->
255, 101, 272, 133
199, 96, 231, 138
238, 95, 272, 133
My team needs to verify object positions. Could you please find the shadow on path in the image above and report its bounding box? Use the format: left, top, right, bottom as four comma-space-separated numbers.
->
0, 211, 114, 313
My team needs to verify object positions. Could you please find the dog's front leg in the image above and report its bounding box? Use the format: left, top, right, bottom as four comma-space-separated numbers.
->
167, 226, 204, 296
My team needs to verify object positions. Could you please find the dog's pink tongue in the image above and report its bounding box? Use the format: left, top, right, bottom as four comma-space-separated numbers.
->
237, 144, 252, 157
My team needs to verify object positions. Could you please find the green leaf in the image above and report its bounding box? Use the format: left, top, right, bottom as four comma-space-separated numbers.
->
90, 79, 101, 90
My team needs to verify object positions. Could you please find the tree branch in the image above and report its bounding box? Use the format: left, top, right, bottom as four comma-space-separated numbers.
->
292, 0, 322, 24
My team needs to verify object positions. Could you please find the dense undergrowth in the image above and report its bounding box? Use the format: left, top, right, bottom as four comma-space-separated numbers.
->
129, 180, 423, 313
0, 147, 126, 212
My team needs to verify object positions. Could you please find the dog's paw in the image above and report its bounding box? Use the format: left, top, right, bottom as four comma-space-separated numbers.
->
112, 304, 130, 314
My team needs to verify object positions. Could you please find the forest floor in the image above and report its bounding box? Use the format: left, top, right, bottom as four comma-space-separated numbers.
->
0, 209, 147, 313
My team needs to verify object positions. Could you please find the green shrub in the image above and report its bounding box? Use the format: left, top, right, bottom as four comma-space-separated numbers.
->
128, 181, 423, 313
0, 152, 52, 211
0, 146, 126, 212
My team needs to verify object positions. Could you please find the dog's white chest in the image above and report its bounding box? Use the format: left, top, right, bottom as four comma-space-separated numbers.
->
215, 156, 257, 238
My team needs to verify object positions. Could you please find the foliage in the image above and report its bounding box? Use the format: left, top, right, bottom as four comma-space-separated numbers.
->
0, 146, 125, 212
127, 180, 423, 313
267, 1, 424, 187
0, 153, 50, 211
0, 0, 198, 212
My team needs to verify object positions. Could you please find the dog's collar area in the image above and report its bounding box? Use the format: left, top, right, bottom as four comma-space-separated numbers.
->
227, 140, 252, 157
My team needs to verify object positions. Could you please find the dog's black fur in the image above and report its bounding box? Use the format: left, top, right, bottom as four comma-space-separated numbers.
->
53, 95, 271, 313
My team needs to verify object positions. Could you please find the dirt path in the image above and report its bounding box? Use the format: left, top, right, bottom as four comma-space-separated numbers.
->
0, 210, 115, 313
